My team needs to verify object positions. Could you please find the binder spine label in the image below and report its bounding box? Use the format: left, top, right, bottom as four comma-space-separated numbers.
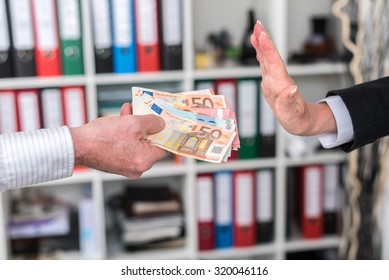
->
256, 170, 273, 222
32, 0, 59, 49
161, 0, 182, 45
238, 80, 257, 138
0, 0, 10, 51
58, 0, 81, 39
136, 0, 158, 44
91, 0, 112, 48
236, 174, 254, 226
112, 0, 133, 47
304, 167, 321, 218
215, 173, 232, 225
9, 0, 35, 50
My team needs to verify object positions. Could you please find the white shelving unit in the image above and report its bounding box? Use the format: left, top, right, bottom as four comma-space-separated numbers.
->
0, 0, 349, 260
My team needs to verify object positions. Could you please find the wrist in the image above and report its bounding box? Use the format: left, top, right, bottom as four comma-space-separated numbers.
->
307, 102, 337, 135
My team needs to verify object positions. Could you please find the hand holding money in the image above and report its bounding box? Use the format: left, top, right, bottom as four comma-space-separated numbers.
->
132, 87, 240, 163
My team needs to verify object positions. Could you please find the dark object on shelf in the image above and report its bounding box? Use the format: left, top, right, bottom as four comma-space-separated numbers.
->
240, 9, 257, 65
10, 210, 80, 258
303, 16, 335, 60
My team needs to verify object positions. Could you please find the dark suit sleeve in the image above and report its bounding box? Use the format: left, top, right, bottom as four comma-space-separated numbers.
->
326, 76, 389, 152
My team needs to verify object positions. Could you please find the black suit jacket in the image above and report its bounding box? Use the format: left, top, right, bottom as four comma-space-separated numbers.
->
326, 76, 389, 152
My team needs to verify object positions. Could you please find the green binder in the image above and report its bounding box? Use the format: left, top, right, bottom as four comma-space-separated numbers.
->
237, 78, 260, 159
57, 0, 84, 75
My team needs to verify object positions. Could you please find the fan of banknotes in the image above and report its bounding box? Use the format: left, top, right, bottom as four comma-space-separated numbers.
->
132, 87, 240, 163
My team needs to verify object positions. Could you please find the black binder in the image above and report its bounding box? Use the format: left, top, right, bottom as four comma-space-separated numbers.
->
158, 0, 183, 70
90, 0, 113, 73
7, 0, 36, 77
255, 169, 275, 243
0, 0, 13, 78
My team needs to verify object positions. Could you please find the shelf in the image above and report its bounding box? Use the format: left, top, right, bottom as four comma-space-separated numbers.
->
94, 71, 186, 85
0, 76, 87, 90
198, 243, 277, 259
100, 161, 189, 182
108, 247, 190, 260
287, 62, 348, 77
195, 158, 277, 173
285, 236, 340, 253
285, 151, 347, 167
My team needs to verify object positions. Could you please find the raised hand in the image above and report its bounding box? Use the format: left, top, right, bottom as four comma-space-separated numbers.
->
250, 21, 336, 136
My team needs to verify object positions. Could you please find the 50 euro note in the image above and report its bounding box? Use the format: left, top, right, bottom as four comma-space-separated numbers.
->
134, 93, 236, 163
132, 87, 227, 111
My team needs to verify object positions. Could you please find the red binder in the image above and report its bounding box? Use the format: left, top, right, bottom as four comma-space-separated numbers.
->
61, 86, 87, 128
0, 90, 19, 133
31, 0, 61, 76
233, 171, 256, 247
134, 0, 160, 72
196, 174, 215, 251
300, 165, 324, 239
16, 89, 41, 131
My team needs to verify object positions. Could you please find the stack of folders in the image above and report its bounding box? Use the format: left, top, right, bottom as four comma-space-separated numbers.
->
109, 186, 185, 251
196, 169, 275, 251
0, 87, 86, 133
91, 0, 183, 74
286, 164, 343, 240
0, 0, 84, 78
132, 86, 240, 163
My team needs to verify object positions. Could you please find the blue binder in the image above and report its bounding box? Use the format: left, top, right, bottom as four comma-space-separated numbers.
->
214, 171, 233, 249
111, 0, 137, 73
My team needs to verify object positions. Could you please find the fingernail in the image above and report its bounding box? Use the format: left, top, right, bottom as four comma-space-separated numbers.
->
290, 85, 298, 97
260, 31, 267, 37
257, 20, 262, 26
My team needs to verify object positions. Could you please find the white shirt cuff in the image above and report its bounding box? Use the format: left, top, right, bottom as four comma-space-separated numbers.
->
317, 95, 354, 148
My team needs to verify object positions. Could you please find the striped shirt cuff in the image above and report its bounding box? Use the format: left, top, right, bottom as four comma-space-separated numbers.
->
0, 126, 75, 192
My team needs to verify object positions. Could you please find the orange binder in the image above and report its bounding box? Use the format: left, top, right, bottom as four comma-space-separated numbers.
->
300, 165, 324, 239
61, 86, 87, 128
16, 89, 41, 131
233, 171, 256, 247
0, 90, 19, 133
31, 0, 61, 76
196, 174, 215, 251
134, 0, 160, 72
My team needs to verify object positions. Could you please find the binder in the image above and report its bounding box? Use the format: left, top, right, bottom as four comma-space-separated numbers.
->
7, 0, 36, 77
111, 0, 137, 73
31, 0, 62, 76
255, 169, 274, 243
0, 0, 13, 78
323, 164, 339, 235
195, 80, 215, 91
259, 84, 276, 157
233, 171, 256, 247
16, 89, 41, 131
62, 86, 87, 127
40, 88, 64, 128
215, 79, 236, 112
196, 174, 215, 251
237, 79, 259, 159
214, 171, 233, 249
134, 0, 160, 72
286, 167, 301, 238
0, 90, 19, 133
57, 0, 84, 75
90, 0, 113, 73
215, 80, 238, 160
158, 0, 183, 70
300, 165, 323, 239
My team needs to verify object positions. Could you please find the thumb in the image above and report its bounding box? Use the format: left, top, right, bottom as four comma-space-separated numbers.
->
140, 114, 166, 134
